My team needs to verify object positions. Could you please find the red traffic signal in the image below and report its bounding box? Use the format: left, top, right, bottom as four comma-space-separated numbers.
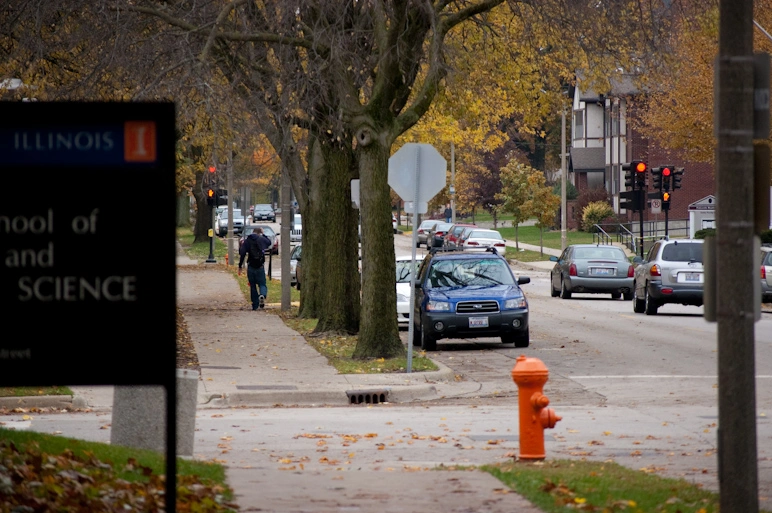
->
662, 167, 672, 177
208, 166, 216, 173
635, 162, 647, 173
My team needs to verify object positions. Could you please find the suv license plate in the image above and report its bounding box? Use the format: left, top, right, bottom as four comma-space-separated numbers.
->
679, 272, 703, 283
469, 317, 488, 328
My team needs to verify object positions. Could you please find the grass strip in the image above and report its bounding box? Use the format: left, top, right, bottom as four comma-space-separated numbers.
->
0, 386, 73, 398
281, 309, 438, 374
482, 459, 724, 513
0, 428, 235, 511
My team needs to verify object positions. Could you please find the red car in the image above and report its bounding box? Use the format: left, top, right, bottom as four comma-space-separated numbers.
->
443, 223, 477, 249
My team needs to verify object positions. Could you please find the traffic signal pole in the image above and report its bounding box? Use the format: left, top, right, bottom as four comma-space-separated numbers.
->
716, 1, 759, 511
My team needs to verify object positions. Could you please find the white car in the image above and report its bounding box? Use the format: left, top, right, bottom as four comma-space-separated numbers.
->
762, 245, 772, 303
290, 214, 302, 243
459, 229, 507, 252
396, 255, 420, 326
215, 208, 244, 236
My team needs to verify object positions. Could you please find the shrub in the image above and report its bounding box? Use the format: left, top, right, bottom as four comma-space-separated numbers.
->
582, 201, 615, 232
694, 228, 716, 239
761, 229, 772, 244
573, 187, 610, 228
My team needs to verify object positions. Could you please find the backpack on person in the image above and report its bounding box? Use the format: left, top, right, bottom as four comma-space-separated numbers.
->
248, 237, 266, 268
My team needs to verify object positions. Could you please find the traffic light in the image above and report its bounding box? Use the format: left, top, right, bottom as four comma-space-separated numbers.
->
206, 187, 216, 207
633, 160, 647, 188
623, 163, 635, 190
672, 167, 684, 189
619, 190, 640, 211
661, 165, 674, 191
651, 167, 663, 190
662, 191, 671, 210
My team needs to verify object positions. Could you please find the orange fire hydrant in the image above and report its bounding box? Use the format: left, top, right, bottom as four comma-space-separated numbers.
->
511, 355, 562, 460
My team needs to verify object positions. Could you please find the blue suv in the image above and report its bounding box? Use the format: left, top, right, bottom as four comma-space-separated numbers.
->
412, 248, 530, 351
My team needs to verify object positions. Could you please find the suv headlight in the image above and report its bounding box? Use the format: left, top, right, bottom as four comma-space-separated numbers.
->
427, 300, 450, 311
504, 298, 527, 309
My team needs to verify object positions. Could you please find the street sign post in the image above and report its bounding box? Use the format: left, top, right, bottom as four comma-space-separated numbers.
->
650, 198, 662, 214
388, 143, 446, 372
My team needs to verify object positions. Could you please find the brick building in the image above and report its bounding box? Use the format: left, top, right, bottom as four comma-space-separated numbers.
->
568, 75, 716, 237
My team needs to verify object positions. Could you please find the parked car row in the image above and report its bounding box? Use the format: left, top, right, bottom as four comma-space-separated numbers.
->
549, 239, 709, 316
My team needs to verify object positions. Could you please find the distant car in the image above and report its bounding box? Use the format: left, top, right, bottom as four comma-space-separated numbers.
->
392, 214, 398, 233
549, 244, 634, 300
458, 229, 507, 252
290, 244, 302, 287
415, 220, 437, 248
427, 222, 454, 248
412, 247, 531, 351
252, 204, 276, 222
396, 255, 420, 327
761, 245, 772, 303
632, 238, 705, 315
216, 208, 244, 236
443, 223, 477, 249
291, 214, 303, 243
240, 225, 279, 255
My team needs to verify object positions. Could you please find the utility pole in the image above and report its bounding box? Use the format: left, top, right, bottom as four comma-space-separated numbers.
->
561, 105, 567, 251
450, 142, 456, 223
716, 1, 758, 512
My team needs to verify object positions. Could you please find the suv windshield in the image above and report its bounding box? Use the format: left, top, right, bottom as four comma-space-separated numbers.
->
426, 258, 515, 289
396, 259, 419, 283
661, 242, 703, 262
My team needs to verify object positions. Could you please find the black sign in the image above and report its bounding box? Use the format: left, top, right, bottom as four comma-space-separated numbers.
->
0, 102, 176, 387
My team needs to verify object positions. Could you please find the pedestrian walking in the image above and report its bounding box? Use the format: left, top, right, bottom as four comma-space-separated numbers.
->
238, 227, 272, 310
444, 203, 452, 223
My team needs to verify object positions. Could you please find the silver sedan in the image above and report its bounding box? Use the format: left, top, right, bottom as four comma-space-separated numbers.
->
549, 244, 634, 300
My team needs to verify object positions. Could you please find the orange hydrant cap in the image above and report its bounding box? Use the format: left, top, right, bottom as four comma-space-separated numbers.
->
511, 355, 550, 381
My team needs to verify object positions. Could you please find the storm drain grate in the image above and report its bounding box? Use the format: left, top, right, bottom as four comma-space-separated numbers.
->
346, 389, 390, 405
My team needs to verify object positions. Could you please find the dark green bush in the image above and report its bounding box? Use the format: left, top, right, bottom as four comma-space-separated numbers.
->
694, 228, 716, 239
761, 229, 772, 244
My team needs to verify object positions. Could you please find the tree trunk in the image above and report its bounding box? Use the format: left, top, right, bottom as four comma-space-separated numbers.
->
540, 226, 544, 256
515, 224, 519, 251
353, 141, 403, 359
311, 143, 361, 333
176, 192, 190, 227
192, 172, 211, 243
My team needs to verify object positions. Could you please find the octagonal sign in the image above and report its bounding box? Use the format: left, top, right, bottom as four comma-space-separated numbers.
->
388, 143, 446, 211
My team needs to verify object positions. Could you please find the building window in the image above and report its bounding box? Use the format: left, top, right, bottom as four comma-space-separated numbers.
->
574, 110, 584, 140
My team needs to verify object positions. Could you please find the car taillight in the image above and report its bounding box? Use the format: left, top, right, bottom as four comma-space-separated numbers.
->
627, 265, 634, 278
494, 243, 505, 247
763, 266, 767, 279
467, 241, 479, 246
569, 263, 577, 276
650, 264, 661, 277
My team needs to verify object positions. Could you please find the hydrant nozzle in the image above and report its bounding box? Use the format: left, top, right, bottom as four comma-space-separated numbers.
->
512, 355, 562, 460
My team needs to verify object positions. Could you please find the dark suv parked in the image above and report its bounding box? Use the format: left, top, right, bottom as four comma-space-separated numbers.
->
412, 248, 530, 350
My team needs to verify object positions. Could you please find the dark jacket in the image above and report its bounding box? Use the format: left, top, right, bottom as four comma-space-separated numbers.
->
239, 233, 272, 268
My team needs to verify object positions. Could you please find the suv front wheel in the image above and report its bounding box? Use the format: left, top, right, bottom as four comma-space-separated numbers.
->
420, 321, 437, 351
644, 286, 659, 315
502, 329, 529, 348
632, 283, 645, 313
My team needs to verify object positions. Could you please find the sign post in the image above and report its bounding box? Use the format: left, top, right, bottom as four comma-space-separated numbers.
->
0, 102, 177, 510
388, 143, 446, 371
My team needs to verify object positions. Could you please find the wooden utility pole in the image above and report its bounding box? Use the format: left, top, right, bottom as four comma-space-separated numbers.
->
716, 1, 759, 511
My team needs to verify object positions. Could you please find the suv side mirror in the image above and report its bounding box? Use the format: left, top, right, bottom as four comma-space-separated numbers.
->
632, 256, 642, 265
517, 276, 530, 285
